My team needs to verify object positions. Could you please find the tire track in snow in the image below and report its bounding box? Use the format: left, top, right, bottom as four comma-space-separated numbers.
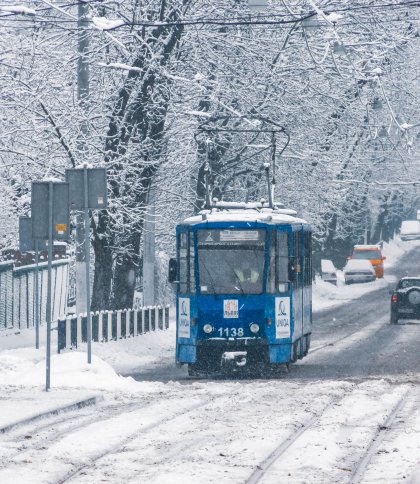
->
244, 391, 350, 484
245, 382, 410, 484
0, 398, 153, 469
56, 399, 207, 484
70, 381, 352, 484
308, 315, 386, 356
350, 389, 412, 483
351, 385, 420, 483
0, 388, 236, 484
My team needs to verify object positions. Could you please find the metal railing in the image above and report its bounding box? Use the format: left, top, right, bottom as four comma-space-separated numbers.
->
0, 260, 69, 331
57, 305, 170, 353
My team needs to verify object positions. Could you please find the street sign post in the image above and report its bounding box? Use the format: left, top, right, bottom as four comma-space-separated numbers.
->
66, 166, 107, 364
31, 181, 69, 391
19, 217, 46, 350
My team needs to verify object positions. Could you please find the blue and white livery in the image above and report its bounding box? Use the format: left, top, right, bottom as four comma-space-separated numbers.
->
170, 202, 312, 375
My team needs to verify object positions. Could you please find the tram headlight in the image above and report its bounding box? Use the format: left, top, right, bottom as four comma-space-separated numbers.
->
203, 324, 213, 334
250, 323, 259, 334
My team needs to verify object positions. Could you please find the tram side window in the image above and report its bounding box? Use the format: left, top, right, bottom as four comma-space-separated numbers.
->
277, 231, 289, 284
179, 233, 188, 293
292, 231, 301, 289
189, 232, 196, 293
268, 231, 276, 293
304, 231, 312, 286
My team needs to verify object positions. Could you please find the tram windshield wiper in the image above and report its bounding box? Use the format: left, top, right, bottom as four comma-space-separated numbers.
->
200, 261, 218, 294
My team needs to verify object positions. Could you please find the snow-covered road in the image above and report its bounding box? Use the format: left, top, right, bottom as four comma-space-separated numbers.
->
0, 241, 419, 483
0, 378, 418, 483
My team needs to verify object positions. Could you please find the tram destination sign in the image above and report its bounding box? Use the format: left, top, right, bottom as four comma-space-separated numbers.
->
198, 229, 265, 245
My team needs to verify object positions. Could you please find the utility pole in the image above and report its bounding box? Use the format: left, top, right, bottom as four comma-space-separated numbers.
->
143, 186, 156, 306
75, 1, 90, 315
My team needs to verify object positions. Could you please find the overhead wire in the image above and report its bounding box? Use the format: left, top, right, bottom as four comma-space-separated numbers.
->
0, 0, 420, 29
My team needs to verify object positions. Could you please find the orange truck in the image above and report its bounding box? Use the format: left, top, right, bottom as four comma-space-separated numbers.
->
349, 244, 386, 278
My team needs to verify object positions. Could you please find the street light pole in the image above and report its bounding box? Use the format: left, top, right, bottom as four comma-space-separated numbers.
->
83, 166, 92, 363
46, 182, 53, 391
75, 0, 90, 317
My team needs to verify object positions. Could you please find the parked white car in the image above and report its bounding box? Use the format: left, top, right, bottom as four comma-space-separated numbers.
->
344, 259, 376, 284
321, 259, 337, 285
400, 220, 420, 241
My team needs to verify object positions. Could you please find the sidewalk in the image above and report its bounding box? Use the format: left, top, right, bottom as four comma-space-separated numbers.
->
0, 389, 99, 434
0, 349, 142, 434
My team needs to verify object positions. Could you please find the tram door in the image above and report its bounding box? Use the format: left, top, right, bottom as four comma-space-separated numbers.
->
292, 229, 304, 342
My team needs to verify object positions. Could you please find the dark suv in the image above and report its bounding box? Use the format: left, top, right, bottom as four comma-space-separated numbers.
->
390, 277, 420, 324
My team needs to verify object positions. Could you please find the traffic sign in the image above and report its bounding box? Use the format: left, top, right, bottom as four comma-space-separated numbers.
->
31, 182, 70, 240
66, 167, 107, 210
19, 216, 46, 251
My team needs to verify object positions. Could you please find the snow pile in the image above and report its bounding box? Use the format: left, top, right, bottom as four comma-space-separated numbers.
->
312, 275, 391, 311
93, 324, 175, 375
383, 237, 420, 270
0, 349, 139, 391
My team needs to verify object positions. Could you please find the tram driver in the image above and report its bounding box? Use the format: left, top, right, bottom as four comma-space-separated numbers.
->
233, 259, 260, 290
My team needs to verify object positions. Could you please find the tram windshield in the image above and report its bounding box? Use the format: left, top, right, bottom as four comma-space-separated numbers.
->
197, 229, 265, 294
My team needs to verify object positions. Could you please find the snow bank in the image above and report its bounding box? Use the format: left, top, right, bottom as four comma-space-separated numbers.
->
93, 324, 175, 375
0, 349, 139, 392
382, 237, 420, 269
312, 274, 391, 311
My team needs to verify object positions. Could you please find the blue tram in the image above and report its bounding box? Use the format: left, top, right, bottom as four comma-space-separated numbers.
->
169, 202, 312, 375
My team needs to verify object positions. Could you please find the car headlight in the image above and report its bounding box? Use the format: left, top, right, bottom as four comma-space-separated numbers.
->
250, 323, 259, 334
203, 324, 213, 334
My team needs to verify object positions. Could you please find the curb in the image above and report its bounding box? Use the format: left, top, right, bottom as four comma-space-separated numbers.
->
0, 395, 101, 434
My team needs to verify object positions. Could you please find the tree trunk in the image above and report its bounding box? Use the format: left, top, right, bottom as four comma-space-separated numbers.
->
111, 249, 139, 310
91, 6, 186, 310
91, 211, 113, 311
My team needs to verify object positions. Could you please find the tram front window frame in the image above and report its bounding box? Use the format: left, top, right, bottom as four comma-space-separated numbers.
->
197, 229, 266, 295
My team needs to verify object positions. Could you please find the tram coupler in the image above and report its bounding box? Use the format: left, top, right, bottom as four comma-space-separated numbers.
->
221, 351, 247, 370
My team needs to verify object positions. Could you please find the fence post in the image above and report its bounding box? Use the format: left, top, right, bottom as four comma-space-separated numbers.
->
144, 307, 149, 332
129, 309, 134, 336
107, 311, 112, 342
66, 315, 72, 349
92, 311, 99, 342
165, 305, 170, 329
141, 307, 146, 333
116, 310, 121, 339
57, 318, 65, 354
76, 315, 82, 348
133, 310, 138, 337
98, 311, 103, 342
125, 309, 130, 338
158, 305, 163, 330
151, 306, 155, 331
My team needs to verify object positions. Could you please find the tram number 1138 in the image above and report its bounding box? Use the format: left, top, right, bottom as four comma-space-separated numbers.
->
218, 327, 244, 337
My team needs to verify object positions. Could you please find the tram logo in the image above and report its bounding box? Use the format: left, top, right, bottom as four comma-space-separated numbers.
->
180, 300, 188, 316
279, 300, 287, 316
275, 297, 290, 339
224, 299, 239, 318
178, 298, 190, 338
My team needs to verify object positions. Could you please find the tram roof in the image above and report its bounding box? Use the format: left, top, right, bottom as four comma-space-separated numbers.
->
181, 205, 309, 227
